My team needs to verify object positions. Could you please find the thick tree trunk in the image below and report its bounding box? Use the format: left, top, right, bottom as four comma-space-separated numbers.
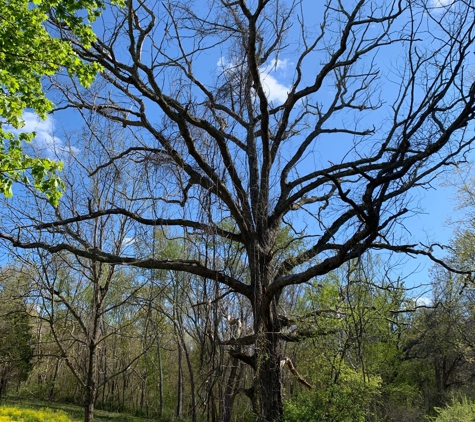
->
253, 331, 284, 422
84, 340, 98, 422
249, 244, 284, 422
84, 388, 96, 422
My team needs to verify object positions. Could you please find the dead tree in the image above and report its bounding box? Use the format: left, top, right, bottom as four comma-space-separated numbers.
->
3, 0, 475, 420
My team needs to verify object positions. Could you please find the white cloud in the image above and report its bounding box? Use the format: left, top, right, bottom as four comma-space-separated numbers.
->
415, 297, 433, 307
268, 58, 289, 71
11, 112, 80, 157
259, 59, 290, 104
217, 57, 290, 105
430, 0, 453, 7
259, 72, 289, 104
122, 237, 136, 248
217, 56, 229, 69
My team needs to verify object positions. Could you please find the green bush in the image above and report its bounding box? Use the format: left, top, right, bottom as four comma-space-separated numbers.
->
284, 367, 381, 422
430, 397, 475, 422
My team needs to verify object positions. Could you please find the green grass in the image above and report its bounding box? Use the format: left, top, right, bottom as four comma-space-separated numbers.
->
1, 398, 153, 422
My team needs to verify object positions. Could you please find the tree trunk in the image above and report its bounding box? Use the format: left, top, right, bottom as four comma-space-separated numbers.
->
249, 246, 285, 422
182, 338, 197, 422
0, 369, 7, 401
222, 356, 240, 422
48, 358, 62, 401
84, 387, 96, 422
176, 342, 183, 418
157, 343, 163, 417
253, 334, 284, 422
84, 340, 98, 422
140, 373, 146, 414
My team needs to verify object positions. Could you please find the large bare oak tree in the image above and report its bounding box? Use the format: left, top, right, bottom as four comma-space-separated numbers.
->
3, 0, 475, 420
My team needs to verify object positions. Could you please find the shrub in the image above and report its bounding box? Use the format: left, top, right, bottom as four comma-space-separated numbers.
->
284, 367, 381, 422
430, 396, 475, 422
0, 406, 76, 422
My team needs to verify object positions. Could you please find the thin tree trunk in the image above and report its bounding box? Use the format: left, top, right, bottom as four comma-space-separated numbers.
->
121, 370, 127, 411
140, 373, 146, 414
176, 343, 183, 418
157, 343, 163, 417
222, 356, 240, 422
100, 345, 107, 409
48, 358, 62, 401
182, 338, 197, 422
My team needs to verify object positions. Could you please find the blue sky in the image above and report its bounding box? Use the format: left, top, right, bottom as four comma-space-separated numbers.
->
12, 0, 475, 298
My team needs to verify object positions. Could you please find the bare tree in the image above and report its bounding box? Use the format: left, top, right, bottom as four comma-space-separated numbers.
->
26, 252, 156, 422
1, 120, 161, 422
3, 0, 475, 420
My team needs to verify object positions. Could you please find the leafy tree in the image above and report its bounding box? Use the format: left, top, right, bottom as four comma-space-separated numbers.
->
3, 1, 475, 420
0, 269, 34, 400
0, 0, 119, 204
284, 257, 407, 422
0, 310, 33, 399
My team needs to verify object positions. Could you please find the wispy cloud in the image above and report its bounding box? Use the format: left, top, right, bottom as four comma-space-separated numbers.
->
10, 112, 79, 157
430, 0, 453, 7
122, 236, 136, 248
217, 57, 291, 105
415, 297, 433, 307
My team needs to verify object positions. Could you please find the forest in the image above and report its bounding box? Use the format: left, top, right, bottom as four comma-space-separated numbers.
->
2, 0, 475, 421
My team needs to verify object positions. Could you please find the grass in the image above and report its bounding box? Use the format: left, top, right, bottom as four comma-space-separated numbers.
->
1, 398, 154, 422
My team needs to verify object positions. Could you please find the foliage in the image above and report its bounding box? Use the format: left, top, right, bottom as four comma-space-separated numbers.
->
283, 259, 411, 421
0, 311, 33, 372
0, 0, 122, 204
430, 396, 475, 422
2, 398, 152, 422
0, 307, 33, 400
284, 365, 381, 422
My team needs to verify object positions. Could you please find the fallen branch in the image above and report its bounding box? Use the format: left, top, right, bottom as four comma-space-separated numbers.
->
280, 357, 313, 389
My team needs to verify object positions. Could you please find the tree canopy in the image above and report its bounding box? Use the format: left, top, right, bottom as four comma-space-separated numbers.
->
0, 0, 118, 204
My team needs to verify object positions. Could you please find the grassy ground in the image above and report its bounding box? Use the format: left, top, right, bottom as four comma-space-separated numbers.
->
1, 398, 154, 422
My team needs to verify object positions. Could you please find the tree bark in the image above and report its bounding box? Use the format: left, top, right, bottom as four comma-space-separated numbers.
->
157, 343, 163, 417
253, 327, 284, 421
249, 245, 285, 422
48, 358, 62, 401
84, 386, 96, 422
0, 369, 7, 401
176, 342, 183, 418
182, 338, 197, 422
84, 340, 98, 422
222, 356, 240, 422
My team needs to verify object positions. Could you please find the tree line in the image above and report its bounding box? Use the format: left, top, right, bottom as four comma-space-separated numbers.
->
3, 237, 475, 422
